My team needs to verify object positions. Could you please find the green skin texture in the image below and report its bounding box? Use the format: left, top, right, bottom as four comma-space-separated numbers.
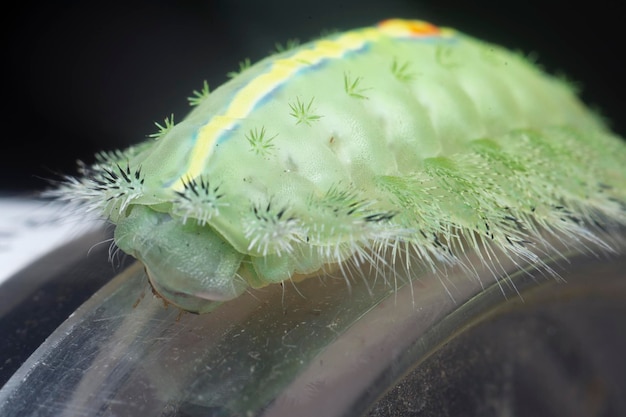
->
95, 29, 625, 312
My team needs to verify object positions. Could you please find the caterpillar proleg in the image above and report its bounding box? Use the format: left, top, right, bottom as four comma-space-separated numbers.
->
51, 19, 626, 313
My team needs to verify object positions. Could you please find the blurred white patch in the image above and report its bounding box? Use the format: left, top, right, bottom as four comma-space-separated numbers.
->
0, 198, 102, 285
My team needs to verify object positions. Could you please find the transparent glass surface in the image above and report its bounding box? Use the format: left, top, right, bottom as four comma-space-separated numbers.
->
0, 233, 624, 417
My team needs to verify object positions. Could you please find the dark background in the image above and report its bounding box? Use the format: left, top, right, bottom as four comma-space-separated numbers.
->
4, 0, 625, 194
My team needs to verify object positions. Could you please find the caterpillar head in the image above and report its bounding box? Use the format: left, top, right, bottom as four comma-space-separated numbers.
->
114, 205, 247, 313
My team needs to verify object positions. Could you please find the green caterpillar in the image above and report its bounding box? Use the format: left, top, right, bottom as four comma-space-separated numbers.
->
53, 19, 626, 313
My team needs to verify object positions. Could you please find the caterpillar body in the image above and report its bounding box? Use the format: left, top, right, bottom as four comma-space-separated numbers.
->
53, 19, 626, 313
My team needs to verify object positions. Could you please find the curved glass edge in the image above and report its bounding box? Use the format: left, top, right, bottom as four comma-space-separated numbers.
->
0, 234, 624, 417
361, 252, 626, 417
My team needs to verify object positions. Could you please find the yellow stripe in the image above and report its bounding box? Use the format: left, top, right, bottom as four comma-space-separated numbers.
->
172, 23, 438, 191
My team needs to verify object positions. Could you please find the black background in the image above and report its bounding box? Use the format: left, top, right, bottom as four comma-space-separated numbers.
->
4, 0, 625, 193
